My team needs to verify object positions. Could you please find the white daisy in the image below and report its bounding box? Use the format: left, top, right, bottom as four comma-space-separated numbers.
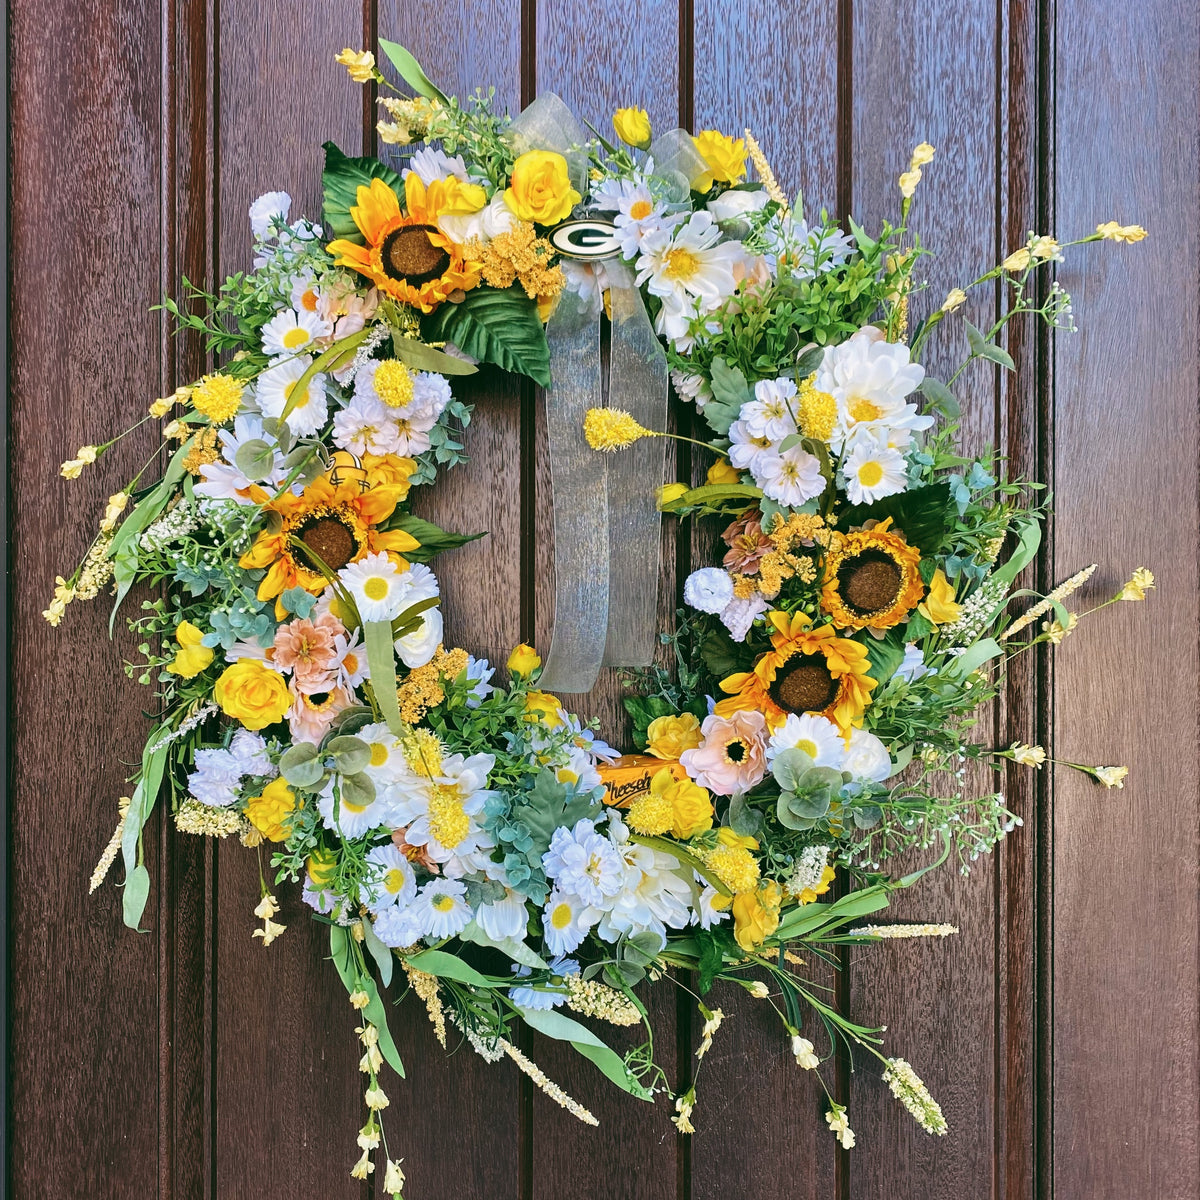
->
755, 443, 825, 507
741, 376, 799, 442
765, 216, 855, 280
331, 628, 368, 690
256, 354, 329, 438
636, 211, 744, 306
842, 727, 894, 782
815, 326, 930, 453
412, 877, 473, 940
542, 890, 589, 957
249, 190, 291, 237
361, 844, 418, 912
339, 552, 408, 623
289, 270, 323, 315
693, 882, 731, 929
195, 414, 289, 503
355, 721, 410, 784
372, 901, 428, 948
542, 818, 625, 907
476, 889, 530, 942
332, 394, 402, 457
727, 419, 778, 476
316, 777, 391, 840
394, 607, 443, 669
610, 180, 672, 258
260, 307, 333, 357
767, 713, 847, 769
841, 437, 909, 505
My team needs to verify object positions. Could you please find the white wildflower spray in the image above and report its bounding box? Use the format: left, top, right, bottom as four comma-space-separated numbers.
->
882, 1057, 948, 1135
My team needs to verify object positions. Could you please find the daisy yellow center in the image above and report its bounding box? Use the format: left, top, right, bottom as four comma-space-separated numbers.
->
428, 784, 469, 849
857, 461, 884, 487
557, 767, 580, 785
404, 728, 444, 778
796, 738, 819, 758
363, 576, 390, 601
282, 327, 311, 349
344, 652, 359, 674
629, 199, 653, 220
283, 381, 309, 407
373, 359, 415, 409
848, 396, 885, 422
432, 893, 456, 913
551, 902, 574, 930
662, 247, 700, 280
369, 742, 389, 767
384, 868, 407, 894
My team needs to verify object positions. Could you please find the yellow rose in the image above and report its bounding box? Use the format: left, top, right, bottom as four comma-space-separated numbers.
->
652, 768, 713, 840
361, 453, 417, 499
307, 847, 338, 887
504, 151, 581, 226
732, 881, 782, 951
245, 777, 297, 843
692, 130, 747, 191
655, 482, 689, 510
613, 106, 652, 150
524, 690, 564, 728
646, 712, 703, 759
706, 460, 741, 486
507, 642, 543, 678
166, 620, 214, 678
918, 569, 962, 626
214, 659, 291, 730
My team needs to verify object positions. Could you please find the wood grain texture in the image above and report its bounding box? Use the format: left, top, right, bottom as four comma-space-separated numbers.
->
689, 6, 840, 1198
1051, 3, 1200, 1197
213, 4, 370, 1196
847, 3, 1003, 1194
7, 0, 168, 1194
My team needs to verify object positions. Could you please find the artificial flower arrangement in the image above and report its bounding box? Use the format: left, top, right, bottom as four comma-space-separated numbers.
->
49, 39, 1153, 1194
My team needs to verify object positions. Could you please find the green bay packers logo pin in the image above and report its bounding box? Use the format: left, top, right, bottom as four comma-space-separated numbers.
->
549, 219, 620, 260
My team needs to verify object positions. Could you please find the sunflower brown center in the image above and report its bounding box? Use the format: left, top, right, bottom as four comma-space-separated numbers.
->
838, 550, 903, 615
770, 654, 839, 715
298, 515, 357, 571
381, 224, 451, 286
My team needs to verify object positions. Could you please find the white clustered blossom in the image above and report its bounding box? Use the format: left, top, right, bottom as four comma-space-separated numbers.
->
940, 576, 1010, 646
139, 501, 200, 552
147, 702, 219, 753
1006, 563, 1097, 637
848, 923, 959, 939
787, 845, 830, 896
882, 1058, 949, 1136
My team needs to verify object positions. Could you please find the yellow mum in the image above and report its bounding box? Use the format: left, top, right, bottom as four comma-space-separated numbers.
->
214, 659, 291, 730
628, 768, 713, 840
191, 373, 244, 424
504, 150, 581, 226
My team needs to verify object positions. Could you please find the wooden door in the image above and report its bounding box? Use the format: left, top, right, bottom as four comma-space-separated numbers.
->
6, 2, 1197, 1197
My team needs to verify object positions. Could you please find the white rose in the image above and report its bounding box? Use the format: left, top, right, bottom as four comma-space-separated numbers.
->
394, 607, 444, 668
249, 191, 292, 237
683, 568, 735, 615
707, 189, 770, 221
438, 193, 518, 244
842, 728, 893, 782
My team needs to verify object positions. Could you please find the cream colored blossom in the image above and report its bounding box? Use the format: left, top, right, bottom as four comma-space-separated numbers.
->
1094, 765, 1128, 789
252, 918, 286, 946
100, 492, 129, 533
898, 168, 922, 198
1009, 742, 1047, 768
910, 142, 935, 168
253, 894, 279, 920
792, 1034, 819, 1070
349, 989, 370, 1010
350, 1149, 374, 1180
1041, 611, 1077, 644
941, 288, 967, 313
1002, 247, 1032, 272
383, 1159, 406, 1193
1030, 234, 1063, 261
1096, 221, 1147, 243
364, 1085, 389, 1111
1117, 567, 1155, 601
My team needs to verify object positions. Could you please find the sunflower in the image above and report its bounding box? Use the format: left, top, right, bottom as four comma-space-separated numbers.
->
326, 176, 484, 313
820, 522, 924, 631
715, 611, 876, 734
239, 474, 419, 613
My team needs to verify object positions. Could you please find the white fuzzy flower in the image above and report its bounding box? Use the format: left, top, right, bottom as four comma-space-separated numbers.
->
372, 902, 427, 949
543, 818, 625, 907
671, 370, 713, 408
842, 727, 893, 782
683, 567, 735, 615
719, 593, 768, 642
249, 190, 291, 236
332, 394, 402, 457
405, 147, 469, 185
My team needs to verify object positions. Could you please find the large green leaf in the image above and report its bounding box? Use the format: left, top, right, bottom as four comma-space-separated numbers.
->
376, 39, 450, 104
423, 287, 552, 386
386, 513, 486, 562
321, 141, 403, 245
839, 481, 952, 557
520, 1008, 653, 1100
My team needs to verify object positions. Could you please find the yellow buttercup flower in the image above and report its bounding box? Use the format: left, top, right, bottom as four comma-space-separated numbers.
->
1117, 567, 1155, 601
646, 713, 703, 760
795, 864, 835, 905
706, 460, 741, 486
656, 482, 689, 509
524, 690, 564, 728
245, 777, 297, 843
335, 48, 377, 83
917, 569, 962, 626
1096, 221, 1147, 243
190, 372, 244, 423
214, 659, 291, 730
507, 643, 542, 677
504, 150, 581, 226
732, 881, 782, 951
165, 620, 214, 678
613, 106, 652, 150
693, 130, 747, 191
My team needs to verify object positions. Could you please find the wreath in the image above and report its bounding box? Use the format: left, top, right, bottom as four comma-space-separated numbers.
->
51, 39, 1153, 1193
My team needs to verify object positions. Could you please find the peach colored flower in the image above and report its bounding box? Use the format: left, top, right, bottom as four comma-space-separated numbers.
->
287, 681, 353, 744
272, 612, 344, 693
679, 710, 768, 796
722, 513, 772, 575
392, 826, 439, 872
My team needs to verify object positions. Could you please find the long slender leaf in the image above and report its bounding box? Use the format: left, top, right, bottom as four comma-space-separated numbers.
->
376, 39, 450, 104
520, 1007, 653, 1100
363, 620, 403, 736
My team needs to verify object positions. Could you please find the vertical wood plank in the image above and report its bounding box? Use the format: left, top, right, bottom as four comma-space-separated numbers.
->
8, 0, 166, 1194
688, 5, 841, 1200
1051, 4, 1200, 1197
362, 10, 529, 1196
847, 3, 1004, 1195
213, 4, 370, 1196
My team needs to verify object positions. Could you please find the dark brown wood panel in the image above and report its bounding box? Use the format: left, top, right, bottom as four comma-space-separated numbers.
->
213, 4, 371, 1196
1051, 4, 1200, 1197
689, 6, 841, 1198
846, 3, 1005, 1194
8, 0, 170, 1195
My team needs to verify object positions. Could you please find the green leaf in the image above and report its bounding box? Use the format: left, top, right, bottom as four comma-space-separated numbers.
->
391, 334, 479, 376
519, 1008, 653, 1100
119, 739, 170, 930
963, 319, 987, 355
329, 926, 405, 1078
233, 438, 276, 482
327, 735, 371, 776
362, 917, 395, 989
423, 287, 551, 387
321, 141, 403, 245
991, 515, 1042, 586
339, 772, 376, 808
979, 342, 1016, 370
363, 620, 403, 736
405, 949, 503, 989
121, 865, 151, 932
861, 629, 907, 686
839, 481, 952, 558
705, 357, 752, 435
279, 742, 325, 789
673, 483, 762, 509
945, 636, 1003, 678
376, 38, 450, 103
458, 921, 548, 970
386, 513, 486, 563
919, 376, 961, 419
